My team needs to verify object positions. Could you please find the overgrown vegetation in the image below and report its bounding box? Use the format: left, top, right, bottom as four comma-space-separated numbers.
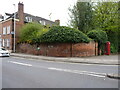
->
87, 30, 108, 44
37, 26, 91, 43
68, 1, 120, 53
20, 22, 49, 44
93, 2, 119, 53
68, 2, 93, 33
20, 24, 91, 44
87, 30, 108, 54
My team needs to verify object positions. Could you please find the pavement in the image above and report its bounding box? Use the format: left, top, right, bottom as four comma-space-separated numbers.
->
11, 53, 119, 65
11, 53, 120, 79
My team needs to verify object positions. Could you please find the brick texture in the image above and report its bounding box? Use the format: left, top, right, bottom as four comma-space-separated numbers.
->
1, 19, 13, 50
72, 41, 97, 57
46, 43, 71, 57
17, 41, 98, 57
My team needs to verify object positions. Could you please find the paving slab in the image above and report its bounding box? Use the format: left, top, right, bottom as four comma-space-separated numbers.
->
10, 53, 119, 65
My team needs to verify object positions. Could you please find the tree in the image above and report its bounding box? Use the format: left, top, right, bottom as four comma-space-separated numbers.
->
68, 1, 93, 33
93, 1, 119, 53
20, 22, 48, 44
118, 1, 120, 52
93, 2, 119, 32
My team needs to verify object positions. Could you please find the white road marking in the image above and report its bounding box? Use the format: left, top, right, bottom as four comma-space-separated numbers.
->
48, 67, 106, 78
8, 61, 32, 67
8, 60, 106, 78
7, 59, 109, 78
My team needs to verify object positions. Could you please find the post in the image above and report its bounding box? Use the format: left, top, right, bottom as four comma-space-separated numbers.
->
13, 4, 16, 52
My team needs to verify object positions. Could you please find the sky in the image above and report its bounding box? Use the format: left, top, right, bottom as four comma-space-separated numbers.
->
0, 0, 77, 26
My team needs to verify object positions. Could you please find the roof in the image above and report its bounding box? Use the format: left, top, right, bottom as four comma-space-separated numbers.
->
4, 12, 56, 26
24, 13, 55, 25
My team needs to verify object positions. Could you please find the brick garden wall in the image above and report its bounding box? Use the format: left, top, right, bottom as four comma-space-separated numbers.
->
72, 42, 98, 57
16, 41, 98, 57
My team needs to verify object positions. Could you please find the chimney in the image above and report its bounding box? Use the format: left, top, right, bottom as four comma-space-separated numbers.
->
18, 2, 24, 24
55, 19, 60, 25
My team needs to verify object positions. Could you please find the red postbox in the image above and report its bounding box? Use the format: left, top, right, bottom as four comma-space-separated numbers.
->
104, 41, 111, 55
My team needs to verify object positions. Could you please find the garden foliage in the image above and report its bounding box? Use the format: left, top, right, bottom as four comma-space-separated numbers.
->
20, 22, 48, 43
38, 26, 91, 43
87, 30, 108, 54
87, 30, 108, 44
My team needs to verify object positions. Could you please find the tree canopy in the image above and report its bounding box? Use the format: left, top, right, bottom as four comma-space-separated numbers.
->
87, 30, 108, 44
68, 2, 93, 33
20, 22, 48, 43
68, 1, 120, 53
93, 1, 119, 53
93, 2, 119, 32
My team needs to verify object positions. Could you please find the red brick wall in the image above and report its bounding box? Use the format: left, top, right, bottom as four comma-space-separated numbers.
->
17, 41, 98, 57
17, 43, 37, 55
46, 43, 71, 57
72, 41, 97, 57
38, 44, 47, 56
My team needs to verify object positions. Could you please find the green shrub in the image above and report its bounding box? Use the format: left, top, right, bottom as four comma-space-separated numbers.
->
20, 22, 49, 43
37, 26, 90, 43
111, 44, 118, 53
87, 30, 108, 55
87, 30, 108, 44
107, 31, 119, 53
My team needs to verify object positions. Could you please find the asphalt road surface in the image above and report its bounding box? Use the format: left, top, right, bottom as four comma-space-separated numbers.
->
1, 56, 119, 88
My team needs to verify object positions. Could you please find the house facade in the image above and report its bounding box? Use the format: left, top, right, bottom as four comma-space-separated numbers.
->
0, 2, 60, 52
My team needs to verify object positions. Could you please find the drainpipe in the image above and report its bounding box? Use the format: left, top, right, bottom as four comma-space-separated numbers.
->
13, 4, 16, 52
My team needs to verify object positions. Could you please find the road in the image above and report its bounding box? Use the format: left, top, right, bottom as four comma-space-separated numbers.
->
1, 56, 119, 88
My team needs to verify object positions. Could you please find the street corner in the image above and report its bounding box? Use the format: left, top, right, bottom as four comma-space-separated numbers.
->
106, 74, 120, 79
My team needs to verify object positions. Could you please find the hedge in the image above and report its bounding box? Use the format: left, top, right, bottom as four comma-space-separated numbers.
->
87, 30, 108, 55
36, 26, 90, 43
87, 30, 108, 44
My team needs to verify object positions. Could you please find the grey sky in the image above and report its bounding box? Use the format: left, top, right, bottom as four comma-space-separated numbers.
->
0, 0, 77, 26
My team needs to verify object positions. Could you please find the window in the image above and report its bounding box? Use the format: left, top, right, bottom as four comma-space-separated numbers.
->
7, 26, 10, 34
29, 17, 32, 22
7, 39, 10, 47
43, 21, 46, 25
0, 39, 2, 47
41, 21, 46, 25
39, 20, 42, 24
25, 17, 28, 21
3, 27, 6, 35
2, 39, 5, 47
26, 17, 32, 22
5, 39, 7, 47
